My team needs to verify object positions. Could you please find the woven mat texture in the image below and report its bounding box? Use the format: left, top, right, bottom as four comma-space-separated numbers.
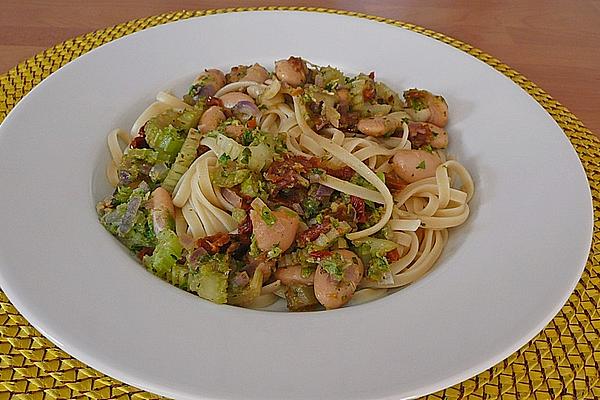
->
0, 7, 598, 400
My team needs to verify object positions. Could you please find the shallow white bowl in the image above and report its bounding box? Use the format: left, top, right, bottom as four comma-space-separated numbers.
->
0, 10, 593, 400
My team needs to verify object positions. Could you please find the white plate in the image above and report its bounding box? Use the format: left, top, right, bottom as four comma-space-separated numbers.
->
0, 10, 593, 400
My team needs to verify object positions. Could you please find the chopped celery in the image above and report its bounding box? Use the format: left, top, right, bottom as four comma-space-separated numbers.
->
161, 128, 202, 193
267, 245, 282, 259
375, 81, 403, 111
145, 107, 203, 163
302, 197, 321, 219
319, 252, 349, 281
112, 186, 133, 204
227, 269, 262, 306
166, 263, 189, 290
352, 237, 398, 282
99, 185, 155, 251
118, 148, 159, 184
285, 284, 319, 311
319, 66, 345, 90
144, 229, 183, 277
147, 124, 185, 163
352, 237, 398, 257
100, 204, 155, 251
231, 208, 247, 224
176, 107, 204, 131
188, 253, 230, 304
367, 256, 390, 282
211, 165, 251, 188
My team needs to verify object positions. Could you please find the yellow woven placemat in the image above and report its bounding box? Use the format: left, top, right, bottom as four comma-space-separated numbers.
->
0, 7, 598, 400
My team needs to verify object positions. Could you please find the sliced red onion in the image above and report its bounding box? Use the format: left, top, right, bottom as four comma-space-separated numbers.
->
315, 74, 324, 88
232, 271, 251, 288
308, 172, 322, 183
232, 100, 260, 121
178, 233, 195, 250
198, 84, 217, 98
118, 170, 133, 185
118, 196, 141, 235
189, 246, 208, 265
315, 184, 334, 198
291, 203, 305, 216
222, 188, 243, 209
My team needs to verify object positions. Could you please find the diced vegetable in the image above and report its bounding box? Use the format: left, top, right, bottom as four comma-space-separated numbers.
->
161, 128, 202, 192
211, 164, 251, 188
366, 256, 390, 282
302, 197, 321, 219
352, 237, 398, 282
112, 186, 133, 205
240, 173, 265, 198
146, 124, 185, 163
118, 148, 159, 185
285, 284, 319, 311
188, 253, 231, 304
375, 81, 404, 111
352, 237, 399, 257
144, 229, 183, 277
99, 185, 155, 251
144, 107, 203, 163
166, 263, 189, 290
227, 269, 263, 306
319, 66, 345, 90
201, 133, 275, 172
318, 252, 350, 281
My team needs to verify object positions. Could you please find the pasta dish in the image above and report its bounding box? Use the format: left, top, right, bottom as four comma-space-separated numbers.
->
97, 57, 474, 311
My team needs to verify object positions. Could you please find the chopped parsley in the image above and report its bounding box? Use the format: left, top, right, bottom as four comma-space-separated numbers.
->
218, 153, 231, 165
231, 208, 247, 224
303, 197, 321, 219
324, 80, 338, 91
416, 160, 426, 170
239, 147, 251, 164
241, 130, 254, 146
261, 208, 277, 225
301, 266, 315, 279
267, 245, 282, 259
367, 256, 390, 282
320, 252, 348, 281
249, 234, 260, 257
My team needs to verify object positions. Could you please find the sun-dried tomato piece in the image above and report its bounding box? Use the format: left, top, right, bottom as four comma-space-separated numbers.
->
309, 250, 334, 260
350, 196, 367, 223
297, 220, 331, 247
326, 166, 355, 180
137, 247, 154, 261
238, 215, 253, 235
386, 249, 400, 262
130, 135, 149, 149
196, 232, 231, 254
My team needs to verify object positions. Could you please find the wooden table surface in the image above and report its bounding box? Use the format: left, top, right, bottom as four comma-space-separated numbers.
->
1, 1, 599, 138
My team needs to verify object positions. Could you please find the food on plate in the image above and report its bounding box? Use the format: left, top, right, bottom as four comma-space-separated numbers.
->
97, 57, 474, 311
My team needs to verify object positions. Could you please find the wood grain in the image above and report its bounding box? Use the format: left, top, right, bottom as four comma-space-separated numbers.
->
1, 0, 599, 137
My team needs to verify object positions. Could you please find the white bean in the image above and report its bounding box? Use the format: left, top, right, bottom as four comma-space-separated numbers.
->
314, 250, 364, 310
274, 57, 307, 87
392, 149, 442, 183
